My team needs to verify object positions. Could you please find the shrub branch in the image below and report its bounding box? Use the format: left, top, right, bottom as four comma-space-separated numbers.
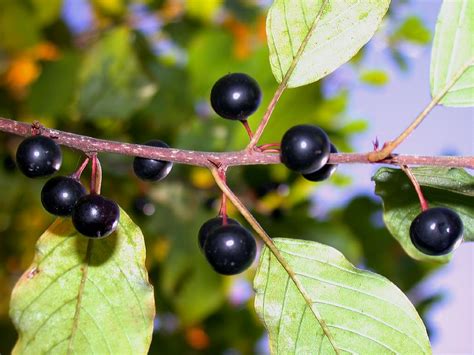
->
1, 117, 472, 169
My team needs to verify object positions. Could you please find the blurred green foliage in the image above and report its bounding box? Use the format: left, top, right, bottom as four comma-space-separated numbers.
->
0, 0, 440, 353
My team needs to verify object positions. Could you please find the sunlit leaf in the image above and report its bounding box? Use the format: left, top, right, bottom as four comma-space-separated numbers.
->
31, 0, 62, 25
10, 208, 155, 354
392, 16, 431, 45
254, 238, 431, 354
430, 0, 474, 107
373, 167, 474, 262
266, 0, 390, 88
185, 0, 223, 22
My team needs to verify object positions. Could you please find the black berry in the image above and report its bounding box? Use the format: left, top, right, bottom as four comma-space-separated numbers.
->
198, 217, 239, 251
210, 73, 262, 120
41, 176, 87, 216
16, 136, 62, 178
133, 140, 173, 181
303, 143, 338, 182
204, 224, 256, 275
72, 194, 120, 238
410, 207, 463, 256
280, 125, 330, 174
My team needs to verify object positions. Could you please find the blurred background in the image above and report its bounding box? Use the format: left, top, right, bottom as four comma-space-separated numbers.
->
0, 0, 472, 354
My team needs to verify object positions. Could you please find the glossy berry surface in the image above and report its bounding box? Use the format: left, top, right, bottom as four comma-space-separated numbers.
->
280, 124, 330, 174
16, 136, 62, 178
210, 73, 262, 120
410, 207, 463, 256
198, 217, 239, 251
204, 224, 256, 275
72, 194, 120, 238
133, 140, 173, 181
41, 176, 86, 216
303, 143, 338, 182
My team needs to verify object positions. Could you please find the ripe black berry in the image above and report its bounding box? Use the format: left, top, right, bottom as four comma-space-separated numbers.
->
16, 136, 62, 178
303, 143, 338, 182
198, 217, 239, 251
210, 73, 262, 120
133, 140, 173, 181
72, 194, 120, 238
204, 224, 256, 275
410, 207, 463, 256
280, 125, 330, 174
41, 176, 87, 216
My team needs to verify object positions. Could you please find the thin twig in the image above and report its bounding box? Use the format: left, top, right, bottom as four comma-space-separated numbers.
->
211, 168, 340, 354
71, 157, 90, 180
368, 58, 474, 162
400, 165, 429, 211
1, 117, 472, 168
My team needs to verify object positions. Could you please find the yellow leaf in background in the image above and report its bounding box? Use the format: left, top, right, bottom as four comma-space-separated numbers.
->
185, 0, 222, 22
92, 0, 125, 16
190, 168, 215, 189
34, 42, 60, 61
3, 56, 40, 94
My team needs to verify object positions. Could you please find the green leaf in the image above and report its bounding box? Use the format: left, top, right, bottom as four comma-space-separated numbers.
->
430, 0, 474, 107
392, 16, 431, 45
9, 208, 155, 354
78, 27, 157, 119
0, 1, 40, 51
360, 69, 389, 86
254, 238, 431, 354
266, 0, 390, 88
31, 0, 63, 26
27, 52, 81, 117
373, 167, 474, 262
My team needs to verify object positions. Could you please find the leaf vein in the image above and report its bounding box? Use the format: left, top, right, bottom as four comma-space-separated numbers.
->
327, 324, 397, 354
17, 262, 82, 325
313, 299, 427, 353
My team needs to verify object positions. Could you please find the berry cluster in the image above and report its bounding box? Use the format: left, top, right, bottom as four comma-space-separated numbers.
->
16, 135, 120, 238
209, 73, 464, 258
280, 124, 338, 182
12, 72, 465, 277
15, 134, 177, 239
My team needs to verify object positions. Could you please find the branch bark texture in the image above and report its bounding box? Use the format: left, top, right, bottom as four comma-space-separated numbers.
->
1, 117, 473, 169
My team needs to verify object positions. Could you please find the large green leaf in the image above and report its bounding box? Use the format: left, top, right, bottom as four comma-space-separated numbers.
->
254, 238, 431, 354
373, 167, 474, 262
266, 0, 390, 88
10, 208, 154, 354
78, 27, 157, 119
430, 0, 474, 107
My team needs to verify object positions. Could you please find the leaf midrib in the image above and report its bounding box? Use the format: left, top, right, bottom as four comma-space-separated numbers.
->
67, 239, 93, 354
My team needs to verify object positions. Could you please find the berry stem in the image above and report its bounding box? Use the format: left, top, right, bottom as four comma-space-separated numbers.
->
217, 168, 228, 224
90, 154, 102, 195
368, 57, 473, 162
258, 143, 280, 150
400, 165, 429, 211
241, 120, 254, 139
210, 167, 340, 353
1, 117, 472, 168
71, 157, 90, 180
